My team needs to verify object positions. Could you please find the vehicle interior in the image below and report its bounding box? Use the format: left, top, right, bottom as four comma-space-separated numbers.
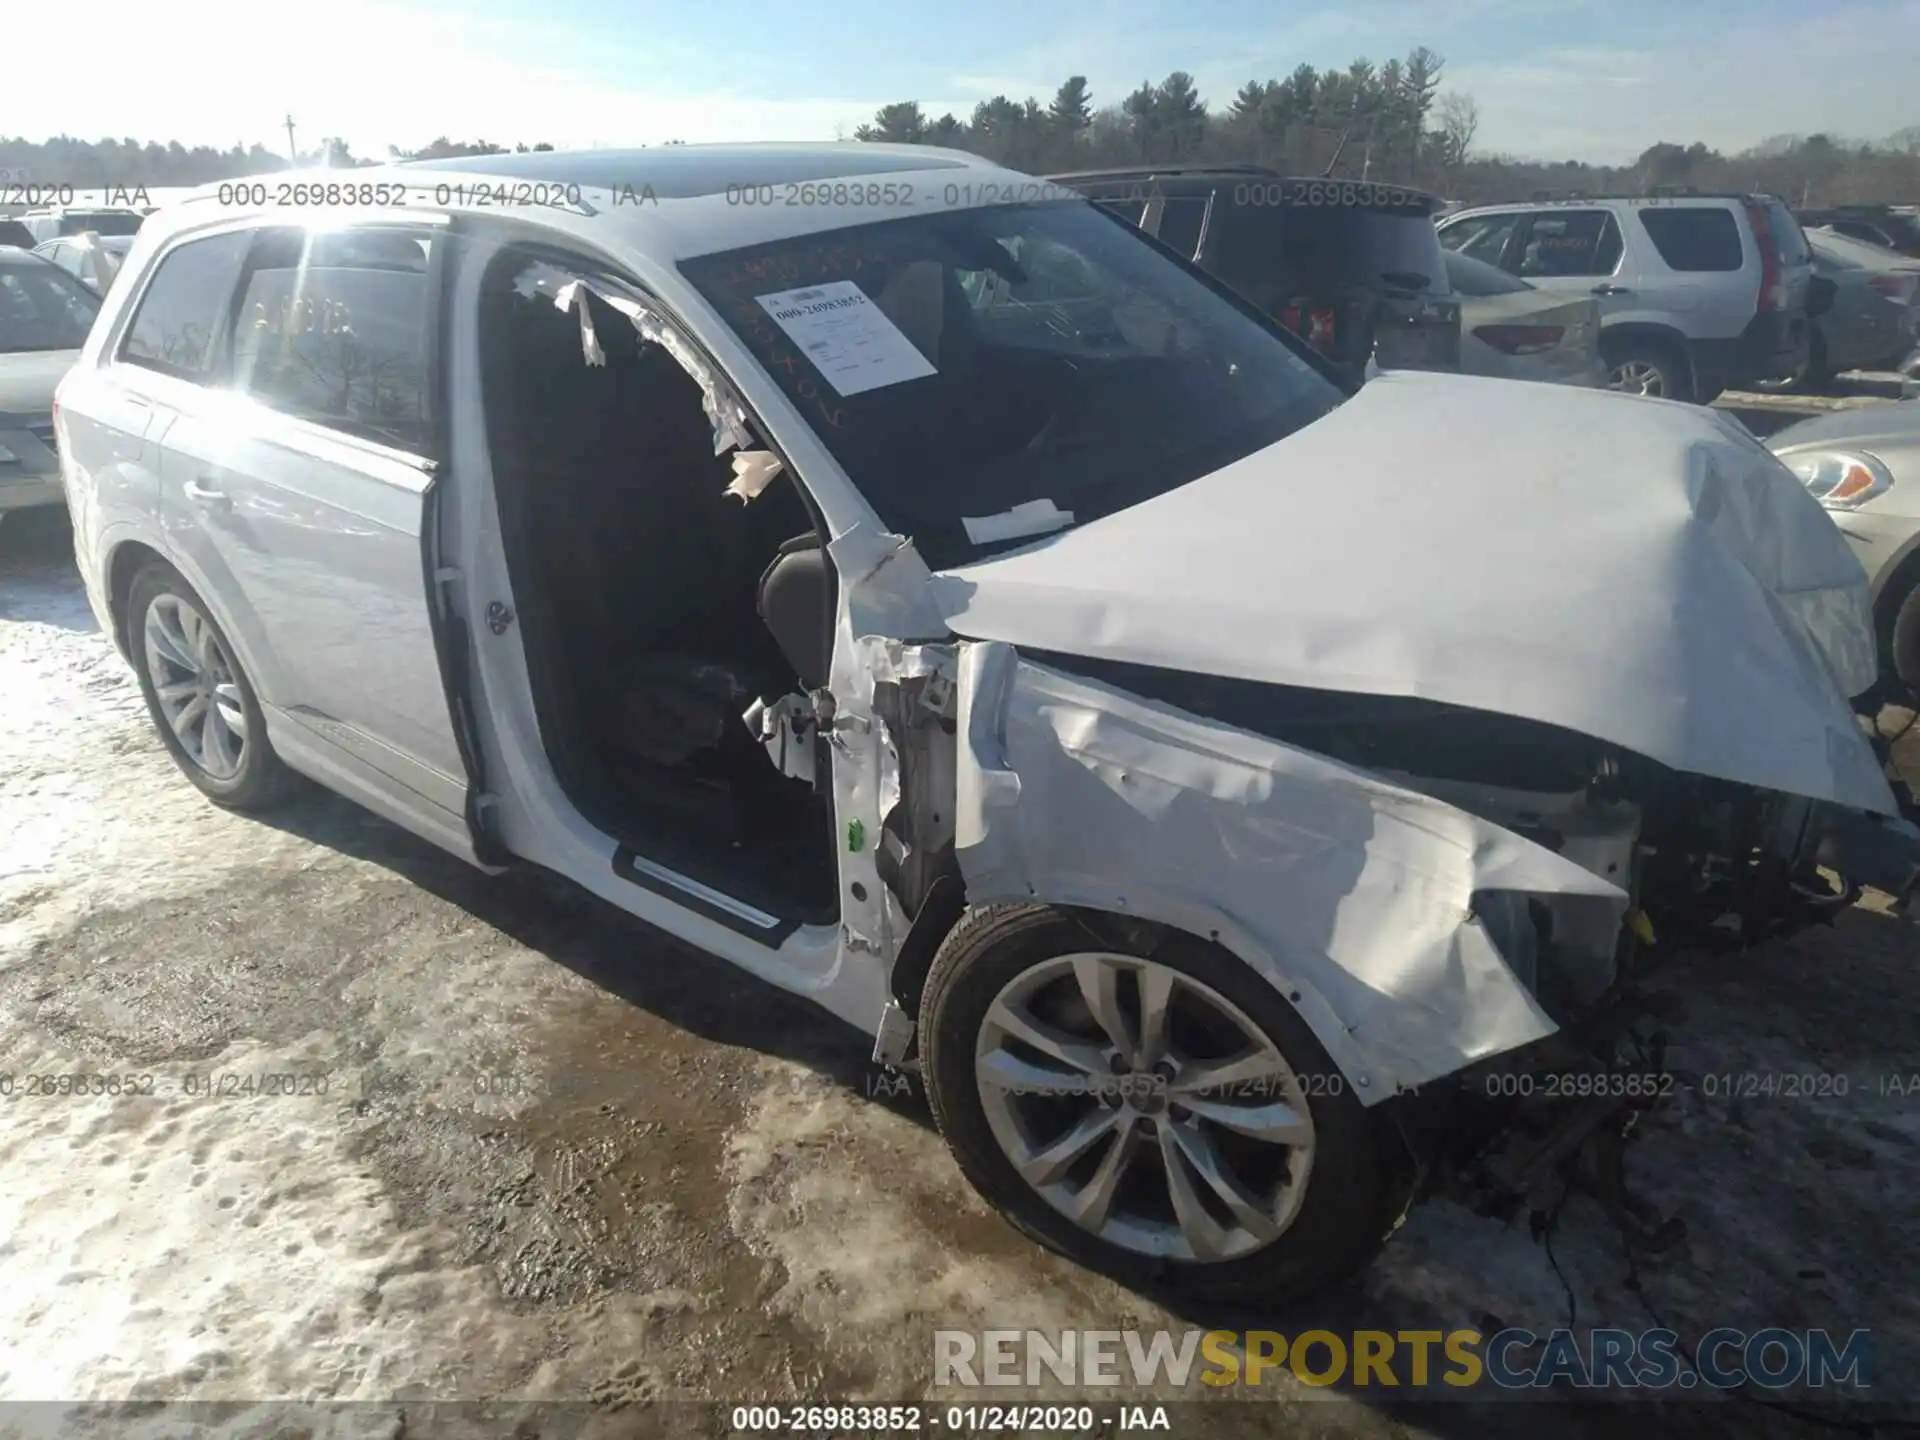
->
476, 250, 841, 926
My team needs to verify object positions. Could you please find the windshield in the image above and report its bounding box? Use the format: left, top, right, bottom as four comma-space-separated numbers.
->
0, 259, 101, 353
680, 201, 1342, 568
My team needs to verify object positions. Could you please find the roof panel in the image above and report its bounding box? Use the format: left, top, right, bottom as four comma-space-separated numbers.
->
404, 144, 973, 198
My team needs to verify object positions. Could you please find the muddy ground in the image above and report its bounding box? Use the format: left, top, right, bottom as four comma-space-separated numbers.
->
2, 494, 1917, 1440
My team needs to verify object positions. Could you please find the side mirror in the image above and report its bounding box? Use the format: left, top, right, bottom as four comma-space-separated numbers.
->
1807, 274, 1838, 318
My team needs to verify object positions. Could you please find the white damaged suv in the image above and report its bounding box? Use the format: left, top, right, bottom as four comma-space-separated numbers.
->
56, 145, 1920, 1304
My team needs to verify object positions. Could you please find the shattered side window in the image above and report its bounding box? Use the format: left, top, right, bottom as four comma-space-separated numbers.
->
510, 259, 755, 457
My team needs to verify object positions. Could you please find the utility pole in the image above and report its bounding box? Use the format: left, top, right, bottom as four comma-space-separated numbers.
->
284, 115, 298, 165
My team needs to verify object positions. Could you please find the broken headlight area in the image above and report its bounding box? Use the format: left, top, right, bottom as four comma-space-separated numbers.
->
1040, 653, 1916, 965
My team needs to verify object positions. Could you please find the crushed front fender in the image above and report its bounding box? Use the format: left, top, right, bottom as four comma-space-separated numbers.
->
951, 642, 1630, 1102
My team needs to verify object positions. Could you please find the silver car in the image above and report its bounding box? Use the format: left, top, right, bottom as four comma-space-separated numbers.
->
53, 146, 1920, 1306
34, 231, 137, 296
1438, 194, 1816, 402
1, 247, 101, 524
1444, 249, 1606, 387
1803, 229, 1920, 384
1768, 400, 1920, 692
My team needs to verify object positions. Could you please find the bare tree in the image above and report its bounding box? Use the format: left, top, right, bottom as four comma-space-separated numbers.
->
1435, 92, 1479, 169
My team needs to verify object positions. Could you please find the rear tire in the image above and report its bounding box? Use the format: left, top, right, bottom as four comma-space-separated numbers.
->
919, 903, 1402, 1305
1604, 336, 1694, 403
127, 561, 305, 812
1756, 332, 1829, 395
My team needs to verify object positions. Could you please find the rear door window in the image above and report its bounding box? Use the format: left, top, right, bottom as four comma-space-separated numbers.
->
1514, 210, 1623, 278
1637, 207, 1743, 272
1439, 211, 1523, 268
228, 225, 437, 451
119, 230, 252, 379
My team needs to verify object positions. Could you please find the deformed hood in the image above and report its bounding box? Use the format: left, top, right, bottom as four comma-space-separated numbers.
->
933, 370, 1895, 816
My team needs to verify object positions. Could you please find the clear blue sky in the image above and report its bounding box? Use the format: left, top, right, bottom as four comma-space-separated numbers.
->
11, 0, 1918, 163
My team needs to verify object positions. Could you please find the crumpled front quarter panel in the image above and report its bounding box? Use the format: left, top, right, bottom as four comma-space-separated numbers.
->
953, 643, 1629, 1100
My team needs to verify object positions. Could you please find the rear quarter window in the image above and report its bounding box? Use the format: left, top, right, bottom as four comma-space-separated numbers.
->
1207, 201, 1450, 300
1153, 196, 1209, 260
1765, 200, 1810, 266
1637, 207, 1744, 272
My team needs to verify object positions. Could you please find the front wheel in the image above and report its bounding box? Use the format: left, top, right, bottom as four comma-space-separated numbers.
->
919, 904, 1401, 1304
1888, 581, 1920, 702
127, 561, 304, 811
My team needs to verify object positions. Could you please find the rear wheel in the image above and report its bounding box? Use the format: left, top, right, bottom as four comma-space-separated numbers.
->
127, 561, 304, 811
1604, 337, 1693, 402
1753, 331, 1829, 395
920, 904, 1400, 1304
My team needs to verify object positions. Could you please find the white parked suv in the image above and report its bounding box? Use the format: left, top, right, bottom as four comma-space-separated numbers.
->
52, 146, 1920, 1306
1437, 193, 1821, 402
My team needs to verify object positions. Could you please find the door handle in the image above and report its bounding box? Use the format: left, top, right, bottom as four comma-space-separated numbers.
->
1592, 283, 1633, 296
183, 478, 232, 511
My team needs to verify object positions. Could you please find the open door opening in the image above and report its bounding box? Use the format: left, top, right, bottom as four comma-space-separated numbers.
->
476, 249, 839, 930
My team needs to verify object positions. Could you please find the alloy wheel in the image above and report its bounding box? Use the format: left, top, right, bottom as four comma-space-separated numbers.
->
973, 952, 1317, 1263
143, 594, 248, 781
1609, 358, 1668, 397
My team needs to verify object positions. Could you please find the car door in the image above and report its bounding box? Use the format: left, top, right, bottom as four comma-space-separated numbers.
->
154, 217, 475, 853
1505, 208, 1640, 322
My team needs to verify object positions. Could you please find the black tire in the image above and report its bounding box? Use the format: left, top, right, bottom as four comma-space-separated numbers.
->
1801, 331, 1832, 394
1755, 331, 1830, 396
1889, 581, 1920, 701
1603, 335, 1694, 403
919, 902, 1402, 1305
127, 561, 305, 811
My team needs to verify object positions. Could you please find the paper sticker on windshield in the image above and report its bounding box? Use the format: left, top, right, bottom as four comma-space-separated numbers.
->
754, 281, 937, 396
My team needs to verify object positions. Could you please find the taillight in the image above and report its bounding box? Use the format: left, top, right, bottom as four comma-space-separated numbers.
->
1276, 302, 1337, 352
1744, 199, 1787, 313
1868, 274, 1918, 303
1473, 324, 1565, 355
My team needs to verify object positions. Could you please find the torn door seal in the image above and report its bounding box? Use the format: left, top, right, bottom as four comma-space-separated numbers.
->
512, 260, 755, 456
